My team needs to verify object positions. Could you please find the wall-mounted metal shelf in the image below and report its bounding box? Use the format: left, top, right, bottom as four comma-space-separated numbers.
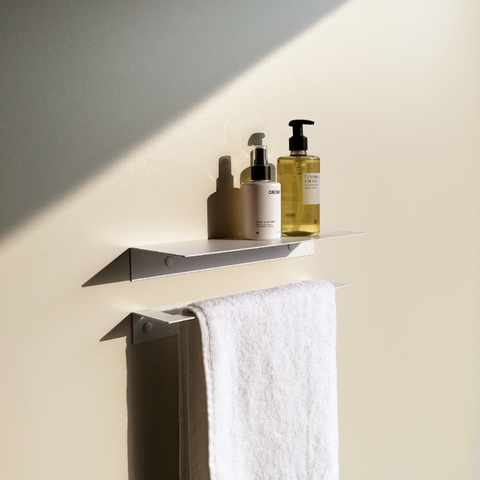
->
129, 229, 366, 281
98, 229, 368, 344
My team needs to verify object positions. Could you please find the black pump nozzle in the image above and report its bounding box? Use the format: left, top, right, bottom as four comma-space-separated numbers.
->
248, 132, 266, 166
288, 119, 314, 151
251, 145, 271, 181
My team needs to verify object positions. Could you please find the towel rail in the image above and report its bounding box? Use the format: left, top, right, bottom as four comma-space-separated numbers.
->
131, 281, 349, 344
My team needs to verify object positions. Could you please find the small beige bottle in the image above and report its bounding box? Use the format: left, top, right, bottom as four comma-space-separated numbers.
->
241, 145, 281, 240
277, 119, 320, 237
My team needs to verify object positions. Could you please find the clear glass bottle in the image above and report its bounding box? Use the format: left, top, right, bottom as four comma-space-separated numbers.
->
277, 120, 320, 237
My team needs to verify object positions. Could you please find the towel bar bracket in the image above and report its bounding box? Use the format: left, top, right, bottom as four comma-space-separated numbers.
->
132, 314, 178, 344
132, 309, 196, 344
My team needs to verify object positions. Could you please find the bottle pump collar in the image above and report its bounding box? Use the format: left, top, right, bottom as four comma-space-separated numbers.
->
289, 119, 314, 152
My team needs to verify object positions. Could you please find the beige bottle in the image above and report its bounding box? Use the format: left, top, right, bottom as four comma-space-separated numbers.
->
277, 119, 320, 237
241, 145, 281, 240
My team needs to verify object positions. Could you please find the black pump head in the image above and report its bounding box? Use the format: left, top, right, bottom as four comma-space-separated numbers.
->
251, 145, 271, 181
288, 119, 314, 151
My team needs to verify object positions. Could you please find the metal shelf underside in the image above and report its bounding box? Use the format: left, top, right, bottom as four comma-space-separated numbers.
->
130, 229, 367, 281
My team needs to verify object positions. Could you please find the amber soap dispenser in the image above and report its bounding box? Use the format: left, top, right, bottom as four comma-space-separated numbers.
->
277, 119, 320, 236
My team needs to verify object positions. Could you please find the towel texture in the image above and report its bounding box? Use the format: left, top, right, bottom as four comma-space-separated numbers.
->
178, 279, 339, 480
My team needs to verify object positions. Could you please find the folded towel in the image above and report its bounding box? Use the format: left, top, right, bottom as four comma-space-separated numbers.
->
178, 279, 339, 480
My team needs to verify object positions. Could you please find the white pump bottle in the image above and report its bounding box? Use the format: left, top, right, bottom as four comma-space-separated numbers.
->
241, 145, 281, 240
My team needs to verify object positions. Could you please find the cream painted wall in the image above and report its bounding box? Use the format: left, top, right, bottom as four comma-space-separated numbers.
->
1, 0, 479, 479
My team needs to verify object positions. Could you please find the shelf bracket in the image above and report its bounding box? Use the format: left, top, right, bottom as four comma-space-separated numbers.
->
85, 230, 367, 286
129, 241, 312, 281
129, 230, 367, 281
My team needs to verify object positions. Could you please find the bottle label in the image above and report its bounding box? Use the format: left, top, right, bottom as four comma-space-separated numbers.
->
241, 181, 282, 240
303, 173, 320, 205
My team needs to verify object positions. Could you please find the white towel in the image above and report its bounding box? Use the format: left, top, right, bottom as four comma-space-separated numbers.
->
178, 279, 339, 480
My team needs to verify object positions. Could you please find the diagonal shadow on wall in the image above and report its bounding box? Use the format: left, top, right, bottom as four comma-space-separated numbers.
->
0, 0, 349, 240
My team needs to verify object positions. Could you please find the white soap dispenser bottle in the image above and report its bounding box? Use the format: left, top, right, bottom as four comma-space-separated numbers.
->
241, 145, 281, 240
